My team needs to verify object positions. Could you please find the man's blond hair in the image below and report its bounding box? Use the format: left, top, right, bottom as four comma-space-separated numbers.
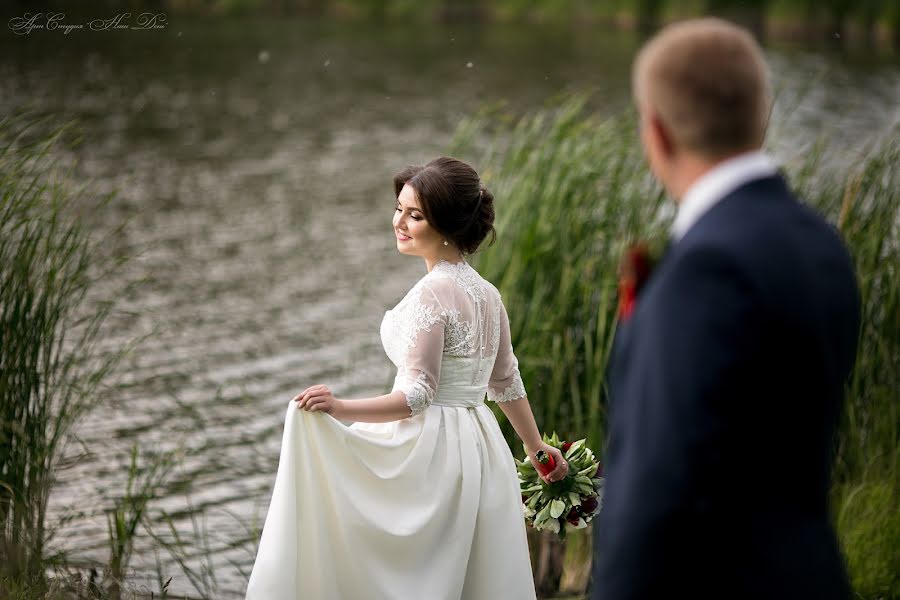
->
633, 18, 771, 158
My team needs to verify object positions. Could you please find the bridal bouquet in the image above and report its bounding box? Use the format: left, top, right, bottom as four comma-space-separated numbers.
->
517, 432, 604, 538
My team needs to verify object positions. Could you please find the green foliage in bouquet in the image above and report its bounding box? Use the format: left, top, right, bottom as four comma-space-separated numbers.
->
518, 432, 604, 540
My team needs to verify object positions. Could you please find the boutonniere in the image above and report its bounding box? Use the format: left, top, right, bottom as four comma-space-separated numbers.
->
617, 242, 659, 320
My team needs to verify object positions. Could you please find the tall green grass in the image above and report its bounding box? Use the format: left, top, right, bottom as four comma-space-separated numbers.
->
0, 115, 256, 600
815, 136, 899, 600
452, 96, 898, 598
453, 97, 667, 453
0, 116, 164, 597
1, 117, 116, 581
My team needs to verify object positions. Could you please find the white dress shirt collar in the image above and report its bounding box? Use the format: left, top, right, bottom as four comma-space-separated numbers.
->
671, 150, 778, 241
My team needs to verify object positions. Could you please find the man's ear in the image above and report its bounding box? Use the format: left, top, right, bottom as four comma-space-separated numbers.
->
647, 113, 675, 159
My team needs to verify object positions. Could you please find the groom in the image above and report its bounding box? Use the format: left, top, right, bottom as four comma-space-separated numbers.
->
591, 18, 860, 600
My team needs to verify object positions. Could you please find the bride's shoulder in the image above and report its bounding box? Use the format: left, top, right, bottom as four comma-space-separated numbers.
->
393, 267, 457, 308
419, 269, 460, 300
428, 260, 492, 298
479, 274, 501, 298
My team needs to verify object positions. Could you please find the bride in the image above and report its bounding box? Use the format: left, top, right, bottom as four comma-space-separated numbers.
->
245, 156, 568, 600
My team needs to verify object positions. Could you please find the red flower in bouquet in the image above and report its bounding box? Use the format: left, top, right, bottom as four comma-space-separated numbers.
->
580, 495, 599, 515
534, 449, 557, 478
618, 243, 656, 320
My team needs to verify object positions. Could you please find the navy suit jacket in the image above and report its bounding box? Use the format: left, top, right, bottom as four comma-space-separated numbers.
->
590, 175, 860, 599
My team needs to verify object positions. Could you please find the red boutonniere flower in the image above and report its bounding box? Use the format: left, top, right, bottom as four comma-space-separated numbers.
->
618, 243, 657, 320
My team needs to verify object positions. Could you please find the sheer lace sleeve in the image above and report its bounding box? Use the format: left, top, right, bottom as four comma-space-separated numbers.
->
392, 281, 446, 417
487, 294, 526, 403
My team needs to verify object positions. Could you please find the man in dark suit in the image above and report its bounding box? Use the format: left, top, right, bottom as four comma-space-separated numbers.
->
591, 18, 860, 600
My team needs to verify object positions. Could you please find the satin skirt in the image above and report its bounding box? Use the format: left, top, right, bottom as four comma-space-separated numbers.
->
244, 400, 536, 600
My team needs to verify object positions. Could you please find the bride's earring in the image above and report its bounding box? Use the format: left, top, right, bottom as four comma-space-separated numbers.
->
443, 240, 449, 246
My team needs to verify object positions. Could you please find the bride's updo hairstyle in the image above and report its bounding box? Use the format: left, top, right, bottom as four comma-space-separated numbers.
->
393, 156, 497, 255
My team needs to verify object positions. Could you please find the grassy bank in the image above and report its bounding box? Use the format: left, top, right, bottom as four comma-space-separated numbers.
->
453, 96, 898, 598
0, 116, 122, 586
0, 116, 188, 599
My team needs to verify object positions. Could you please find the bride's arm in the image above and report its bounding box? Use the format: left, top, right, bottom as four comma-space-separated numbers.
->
497, 396, 568, 483
295, 281, 447, 423
489, 296, 568, 483
294, 386, 412, 423
496, 395, 542, 452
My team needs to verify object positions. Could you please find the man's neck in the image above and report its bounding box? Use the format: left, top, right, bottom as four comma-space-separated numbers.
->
670, 147, 760, 202
668, 148, 778, 241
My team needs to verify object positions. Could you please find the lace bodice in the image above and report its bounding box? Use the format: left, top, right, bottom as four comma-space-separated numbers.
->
380, 260, 527, 416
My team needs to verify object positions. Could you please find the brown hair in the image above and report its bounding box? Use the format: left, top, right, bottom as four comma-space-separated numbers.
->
393, 156, 496, 255
632, 17, 771, 158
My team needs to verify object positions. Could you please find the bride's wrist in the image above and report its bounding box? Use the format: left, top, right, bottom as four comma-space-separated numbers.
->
332, 398, 349, 420
523, 439, 542, 456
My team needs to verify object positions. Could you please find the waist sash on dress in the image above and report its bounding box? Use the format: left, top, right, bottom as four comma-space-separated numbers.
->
394, 356, 494, 409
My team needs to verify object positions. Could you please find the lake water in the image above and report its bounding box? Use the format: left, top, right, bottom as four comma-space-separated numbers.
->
2, 16, 898, 598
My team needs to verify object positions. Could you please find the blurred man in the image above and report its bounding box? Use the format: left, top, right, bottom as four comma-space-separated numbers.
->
592, 18, 860, 600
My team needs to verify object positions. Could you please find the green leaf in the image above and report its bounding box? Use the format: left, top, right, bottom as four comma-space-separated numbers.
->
567, 448, 586, 463
550, 499, 567, 519
565, 439, 586, 458
535, 502, 553, 525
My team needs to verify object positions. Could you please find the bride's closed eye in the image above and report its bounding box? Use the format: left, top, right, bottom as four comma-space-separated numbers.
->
395, 205, 423, 220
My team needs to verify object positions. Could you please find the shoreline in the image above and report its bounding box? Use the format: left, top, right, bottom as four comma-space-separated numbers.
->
7, 3, 898, 54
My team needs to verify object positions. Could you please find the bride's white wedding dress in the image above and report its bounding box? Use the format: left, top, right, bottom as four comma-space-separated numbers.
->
245, 259, 536, 600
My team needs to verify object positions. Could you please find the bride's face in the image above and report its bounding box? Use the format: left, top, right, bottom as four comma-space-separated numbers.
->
393, 184, 442, 258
